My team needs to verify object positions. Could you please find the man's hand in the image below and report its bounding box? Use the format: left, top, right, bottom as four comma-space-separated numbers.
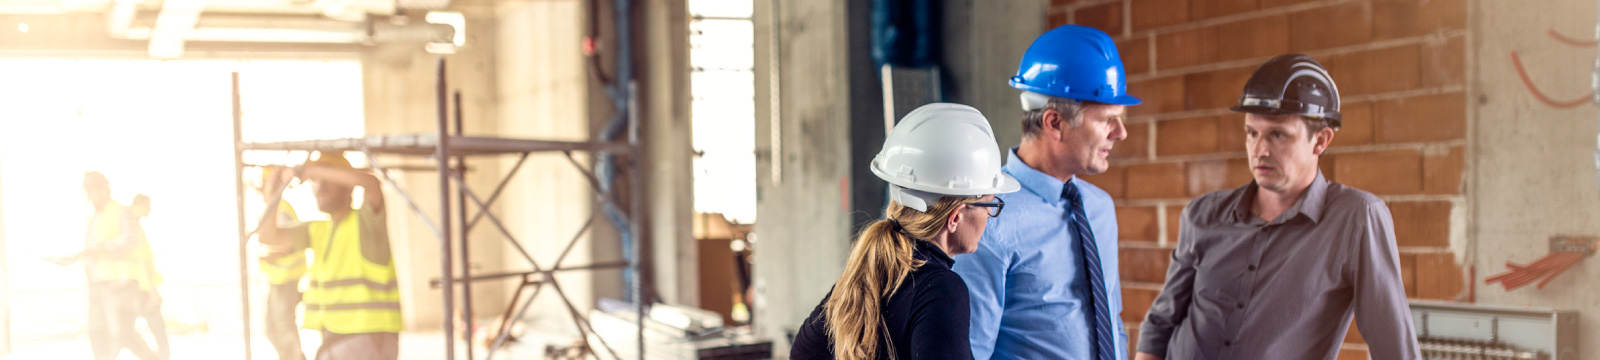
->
1134, 352, 1163, 360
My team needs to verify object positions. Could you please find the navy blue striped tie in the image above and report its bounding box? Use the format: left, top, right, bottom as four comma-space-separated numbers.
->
1064, 183, 1116, 360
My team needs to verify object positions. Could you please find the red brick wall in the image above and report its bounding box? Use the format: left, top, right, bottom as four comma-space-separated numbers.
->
1050, 0, 1469, 357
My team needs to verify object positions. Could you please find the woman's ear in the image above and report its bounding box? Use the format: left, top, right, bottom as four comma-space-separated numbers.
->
947, 205, 965, 234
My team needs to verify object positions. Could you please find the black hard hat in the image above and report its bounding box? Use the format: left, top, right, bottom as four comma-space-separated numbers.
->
1231, 54, 1342, 129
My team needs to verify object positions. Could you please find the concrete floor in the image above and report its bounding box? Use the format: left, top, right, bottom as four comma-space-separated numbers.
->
1, 331, 579, 360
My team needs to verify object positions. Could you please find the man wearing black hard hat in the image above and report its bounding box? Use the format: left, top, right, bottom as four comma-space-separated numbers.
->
1134, 55, 1421, 360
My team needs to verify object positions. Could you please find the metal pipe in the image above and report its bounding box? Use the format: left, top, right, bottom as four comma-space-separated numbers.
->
429, 261, 630, 288
627, 80, 644, 359
463, 152, 529, 230
448, 173, 541, 269
230, 71, 254, 360
435, 57, 457, 360
453, 90, 474, 360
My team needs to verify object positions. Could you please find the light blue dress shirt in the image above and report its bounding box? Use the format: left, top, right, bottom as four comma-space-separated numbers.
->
953, 148, 1127, 360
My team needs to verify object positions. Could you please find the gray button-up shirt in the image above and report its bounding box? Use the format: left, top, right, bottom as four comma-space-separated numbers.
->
1137, 172, 1420, 360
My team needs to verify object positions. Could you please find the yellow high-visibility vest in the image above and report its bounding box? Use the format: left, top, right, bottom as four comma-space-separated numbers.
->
259, 201, 306, 285
86, 202, 140, 282
301, 209, 402, 333
131, 225, 160, 292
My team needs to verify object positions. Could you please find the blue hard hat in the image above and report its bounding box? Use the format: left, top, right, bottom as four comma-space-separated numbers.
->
1009, 25, 1141, 106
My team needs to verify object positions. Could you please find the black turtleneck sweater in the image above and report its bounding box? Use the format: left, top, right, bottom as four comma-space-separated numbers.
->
790, 239, 973, 360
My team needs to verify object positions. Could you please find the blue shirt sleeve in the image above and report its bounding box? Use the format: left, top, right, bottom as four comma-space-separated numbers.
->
952, 228, 1011, 359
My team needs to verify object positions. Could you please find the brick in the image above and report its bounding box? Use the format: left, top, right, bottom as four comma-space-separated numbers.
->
1401, 253, 1417, 297
1119, 37, 1152, 76
1076, 2, 1125, 37
1166, 204, 1184, 244
1127, 162, 1187, 199
1185, 159, 1239, 197
1120, 246, 1173, 283
1215, 16, 1292, 64
1422, 36, 1466, 87
1157, 17, 1289, 69
1345, 320, 1366, 344
1118, 206, 1161, 241
1128, 328, 1141, 355
1290, 2, 1372, 52
1423, 145, 1465, 195
1330, 102, 1375, 147
1083, 166, 1128, 199
1228, 158, 1255, 187
1323, 45, 1421, 97
1416, 253, 1465, 300
1334, 149, 1422, 195
1112, 122, 1151, 160
1320, 153, 1338, 182
1336, 348, 1370, 360
1373, 0, 1467, 41
1049, 11, 1070, 28
1128, 76, 1186, 115
1216, 114, 1247, 153
1263, 0, 1319, 8
1191, 0, 1257, 20
1122, 287, 1161, 323
1157, 117, 1220, 156
1051, 0, 1077, 7
1389, 201, 1451, 247
1182, 67, 1254, 111
1376, 93, 1467, 143
1131, 0, 1189, 32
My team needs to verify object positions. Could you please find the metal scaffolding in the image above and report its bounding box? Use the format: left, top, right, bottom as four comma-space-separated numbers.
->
229, 57, 646, 360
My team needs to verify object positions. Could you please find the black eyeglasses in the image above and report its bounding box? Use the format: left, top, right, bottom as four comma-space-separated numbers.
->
969, 197, 1005, 218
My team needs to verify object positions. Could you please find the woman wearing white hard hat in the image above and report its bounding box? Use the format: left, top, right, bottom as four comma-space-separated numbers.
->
790, 103, 1021, 360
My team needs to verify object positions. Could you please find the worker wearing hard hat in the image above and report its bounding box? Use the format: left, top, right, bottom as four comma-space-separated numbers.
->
261, 151, 400, 360
790, 103, 1020, 359
1134, 55, 1420, 360
950, 25, 1138, 360
50, 172, 164, 360
257, 167, 308, 360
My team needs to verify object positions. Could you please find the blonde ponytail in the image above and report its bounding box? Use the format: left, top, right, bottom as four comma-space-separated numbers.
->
825, 196, 979, 359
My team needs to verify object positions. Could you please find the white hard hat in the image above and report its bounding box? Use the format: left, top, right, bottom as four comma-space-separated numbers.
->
871, 103, 1022, 211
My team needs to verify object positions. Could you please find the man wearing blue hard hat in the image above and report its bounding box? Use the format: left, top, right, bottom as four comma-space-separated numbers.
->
951, 24, 1137, 360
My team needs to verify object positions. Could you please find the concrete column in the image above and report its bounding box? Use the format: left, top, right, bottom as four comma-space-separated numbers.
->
752, 0, 854, 353
1471, 0, 1600, 355
359, 0, 504, 331
640, 0, 697, 307
940, 0, 1047, 150
491, 0, 596, 328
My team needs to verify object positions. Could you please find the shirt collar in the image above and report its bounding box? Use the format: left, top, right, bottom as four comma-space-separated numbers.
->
1233, 171, 1331, 224
1003, 148, 1069, 206
914, 239, 956, 267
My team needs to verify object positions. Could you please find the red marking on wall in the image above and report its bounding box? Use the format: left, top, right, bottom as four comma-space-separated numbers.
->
1547, 29, 1598, 48
1511, 50, 1592, 109
1509, 29, 1599, 109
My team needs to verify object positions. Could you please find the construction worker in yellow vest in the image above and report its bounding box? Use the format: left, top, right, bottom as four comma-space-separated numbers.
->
47, 172, 164, 360
258, 166, 309, 360
127, 194, 171, 360
261, 151, 400, 360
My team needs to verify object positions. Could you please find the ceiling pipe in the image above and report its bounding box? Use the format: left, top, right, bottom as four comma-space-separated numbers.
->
104, 0, 461, 56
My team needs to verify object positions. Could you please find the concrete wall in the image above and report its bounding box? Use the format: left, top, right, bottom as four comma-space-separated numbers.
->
751, 0, 854, 353
1472, 0, 1600, 357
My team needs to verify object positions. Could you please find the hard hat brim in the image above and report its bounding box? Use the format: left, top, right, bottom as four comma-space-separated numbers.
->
1008, 82, 1143, 106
